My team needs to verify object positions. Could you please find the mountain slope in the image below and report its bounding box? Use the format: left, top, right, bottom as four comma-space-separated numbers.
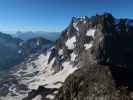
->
19, 37, 53, 55
13, 31, 60, 41
0, 32, 53, 70
55, 13, 133, 100
0, 32, 23, 69
1, 13, 133, 100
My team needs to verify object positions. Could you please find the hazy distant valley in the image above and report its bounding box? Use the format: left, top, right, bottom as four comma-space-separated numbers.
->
12, 31, 60, 41
0, 31, 59, 70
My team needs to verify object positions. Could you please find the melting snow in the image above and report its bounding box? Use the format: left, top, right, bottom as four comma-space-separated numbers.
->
73, 22, 79, 32
32, 95, 42, 100
46, 94, 55, 100
0, 94, 28, 100
83, 20, 87, 24
86, 29, 96, 38
71, 52, 77, 61
84, 43, 93, 50
13, 50, 77, 90
36, 40, 40, 46
1, 46, 78, 100
58, 49, 63, 55
44, 61, 77, 89
65, 36, 76, 50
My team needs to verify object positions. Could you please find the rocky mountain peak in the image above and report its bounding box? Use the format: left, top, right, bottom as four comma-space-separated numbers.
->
48, 13, 116, 71
54, 13, 133, 100
46, 13, 133, 100
50, 13, 133, 69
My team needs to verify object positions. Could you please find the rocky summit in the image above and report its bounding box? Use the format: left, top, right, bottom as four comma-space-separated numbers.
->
1, 13, 133, 100
52, 13, 133, 100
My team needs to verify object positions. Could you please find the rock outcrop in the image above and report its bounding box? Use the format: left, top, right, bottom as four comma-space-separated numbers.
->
56, 65, 131, 100
53, 13, 133, 100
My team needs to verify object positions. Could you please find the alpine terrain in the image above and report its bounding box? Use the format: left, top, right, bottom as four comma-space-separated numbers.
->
1, 13, 133, 100
0, 32, 52, 73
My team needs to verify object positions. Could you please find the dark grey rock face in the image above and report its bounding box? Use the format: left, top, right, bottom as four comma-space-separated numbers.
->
56, 65, 131, 100
23, 13, 133, 100
92, 14, 133, 66
53, 13, 133, 100
23, 86, 57, 100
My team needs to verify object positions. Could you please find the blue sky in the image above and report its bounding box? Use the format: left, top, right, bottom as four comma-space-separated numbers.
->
0, 0, 132, 33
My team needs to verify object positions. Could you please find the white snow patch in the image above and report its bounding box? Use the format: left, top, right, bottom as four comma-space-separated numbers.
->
27, 57, 55, 89
0, 94, 27, 100
36, 40, 40, 46
86, 29, 96, 38
44, 61, 77, 89
46, 94, 54, 100
84, 43, 93, 50
14, 50, 77, 90
65, 36, 76, 50
71, 52, 77, 61
73, 22, 79, 31
19, 42, 23, 46
58, 49, 63, 55
8, 47, 78, 100
53, 91, 58, 94
83, 20, 87, 24
32, 95, 42, 100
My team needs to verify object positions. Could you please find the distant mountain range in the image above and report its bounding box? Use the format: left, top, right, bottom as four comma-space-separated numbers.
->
12, 31, 60, 41
0, 32, 53, 70
0, 32, 23, 69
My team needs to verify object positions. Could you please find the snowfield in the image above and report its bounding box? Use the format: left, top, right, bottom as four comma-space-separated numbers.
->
65, 36, 76, 50
0, 48, 78, 100
73, 22, 79, 32
70, 52, 77, 61
84, 42, 93, 50
86, 29, 96, 38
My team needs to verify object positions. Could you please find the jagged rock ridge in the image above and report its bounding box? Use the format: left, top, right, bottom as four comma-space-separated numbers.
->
23, 13, 133, 100
54, 13, 133, 100
24, 13, 133, 100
